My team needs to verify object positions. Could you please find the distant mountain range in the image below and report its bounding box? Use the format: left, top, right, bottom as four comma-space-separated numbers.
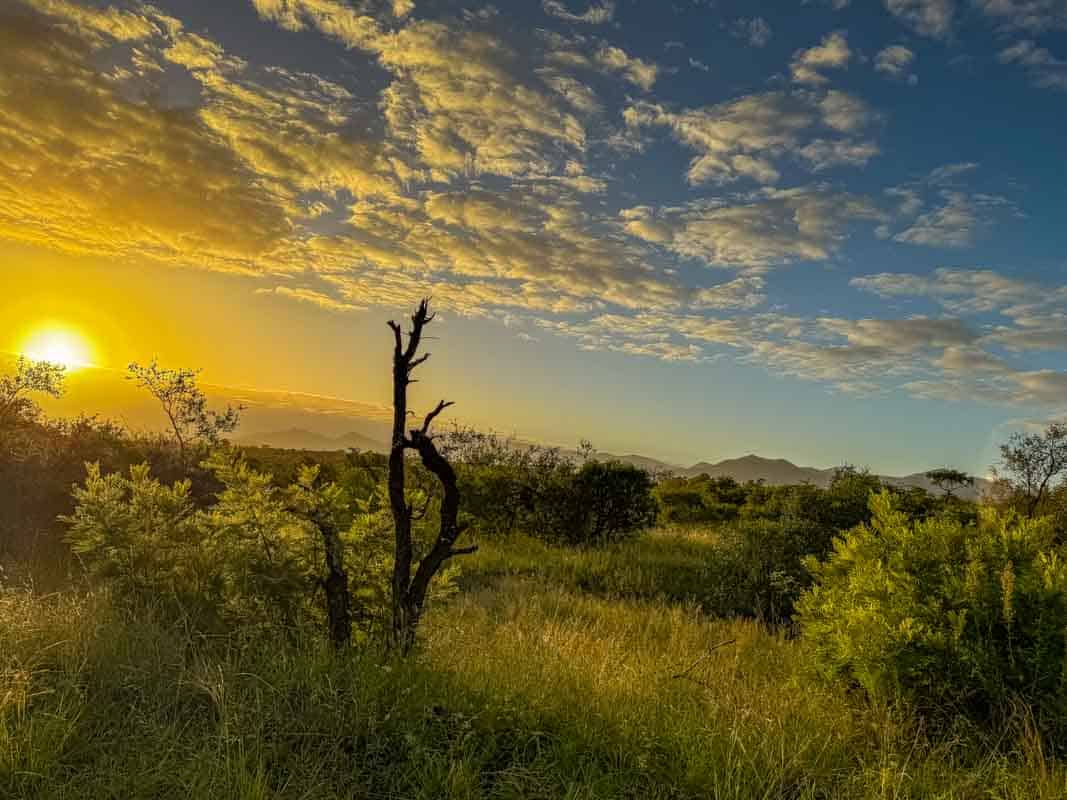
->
664, 454, 990, 500
235, 431, 988, 499
235, 428, 389, 453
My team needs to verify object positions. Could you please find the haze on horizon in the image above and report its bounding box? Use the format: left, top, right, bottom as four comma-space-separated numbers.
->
2, 0, 1066, 476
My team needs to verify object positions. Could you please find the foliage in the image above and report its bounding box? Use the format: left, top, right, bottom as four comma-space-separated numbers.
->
443, 428, 657, 546
127, 360, 241, 463
0, 356, 64, 429
62, 452, 456, 642
997, 422, 1067, 517
799, 492, 1067, 738
654, 474, 748, 524
926, 467, 975, 498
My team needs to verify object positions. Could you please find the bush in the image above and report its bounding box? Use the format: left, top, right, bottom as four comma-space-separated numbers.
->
62, 453, 457, 642
655, 475, 747, 524
703, 515, 839, 623
529, 460, 657, 546
798, 492, 1067, 737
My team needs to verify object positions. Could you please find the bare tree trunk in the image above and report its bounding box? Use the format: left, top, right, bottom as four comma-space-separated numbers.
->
316, 513, 352, 648
386, 300, 476, 654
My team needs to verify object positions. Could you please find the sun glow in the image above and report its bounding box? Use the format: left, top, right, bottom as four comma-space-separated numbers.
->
20, 325, 96, 371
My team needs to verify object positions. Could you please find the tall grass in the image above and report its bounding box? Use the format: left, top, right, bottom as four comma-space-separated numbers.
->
4, 530, 1067, 798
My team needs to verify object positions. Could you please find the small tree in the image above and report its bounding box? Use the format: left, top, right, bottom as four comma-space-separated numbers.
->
287, 465, 353, 648
386, 300, 477, 653
925, 467, 975, 499
127, 360, 241, 466
0, 357, 65, 428
998, 423, 1067, 517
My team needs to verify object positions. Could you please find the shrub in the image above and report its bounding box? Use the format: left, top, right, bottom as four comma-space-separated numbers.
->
704, 515, 839, 623
528, 460, 657, 546
63, 453, 458, 642
798, 492, 1067, 737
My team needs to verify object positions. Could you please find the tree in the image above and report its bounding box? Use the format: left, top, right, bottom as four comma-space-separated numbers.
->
386, 300, 477, 653
925, 467, 975, 499
287, 465, 353, 648
0, 357, 64, 429
127, 360, 241, 466
997, 423, 1067, 517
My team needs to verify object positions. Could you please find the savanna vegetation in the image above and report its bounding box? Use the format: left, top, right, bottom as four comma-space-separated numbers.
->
8, 300, 1067, 798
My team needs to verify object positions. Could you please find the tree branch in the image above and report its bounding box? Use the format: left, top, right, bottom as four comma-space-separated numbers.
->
418, 400, 454, 436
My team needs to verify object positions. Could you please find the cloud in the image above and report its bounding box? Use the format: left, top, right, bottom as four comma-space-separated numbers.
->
256, 286, 367, 312
594, 45, 660, 90
852, 268, 1067, 354
875, 45, 918, 83
0, 5, 294, 270
625, 90, 879, 185
542, 0, 615, 24
974, 0, 1067, 33
729, 17, 773, 47
885, 0, 955, 38
791, 31, 851, 85
998, 40, 1067, 90
892, 191, 1011, 248
622, 187, 884, 269
875, 164, 1015, 248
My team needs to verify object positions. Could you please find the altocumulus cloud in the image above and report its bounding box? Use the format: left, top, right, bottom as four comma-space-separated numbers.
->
3, 0, 1063, 416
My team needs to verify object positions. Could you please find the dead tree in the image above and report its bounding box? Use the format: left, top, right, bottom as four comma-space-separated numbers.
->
387, 300, 476, 653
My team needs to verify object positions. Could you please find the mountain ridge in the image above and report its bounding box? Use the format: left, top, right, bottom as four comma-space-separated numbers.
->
235, 430, 988, 499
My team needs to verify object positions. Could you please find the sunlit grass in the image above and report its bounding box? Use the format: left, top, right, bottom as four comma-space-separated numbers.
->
4, 530, 1067, 798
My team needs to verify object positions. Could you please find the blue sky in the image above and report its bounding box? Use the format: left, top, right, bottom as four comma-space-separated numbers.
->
2, 0, 1067, 474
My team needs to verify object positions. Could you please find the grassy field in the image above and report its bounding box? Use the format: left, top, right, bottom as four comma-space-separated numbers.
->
4, 528, 1067, 799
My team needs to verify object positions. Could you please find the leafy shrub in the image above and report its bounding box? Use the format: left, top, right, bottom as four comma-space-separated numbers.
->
799, 492, 1067, 737
443, 430, 656, 546
63, 452, 457, 642
703, 515, 839, 623
655, 476, 747, 524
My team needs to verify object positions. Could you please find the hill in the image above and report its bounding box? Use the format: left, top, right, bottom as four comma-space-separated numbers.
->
235, 428, 388, 453
671, 454, 989, 500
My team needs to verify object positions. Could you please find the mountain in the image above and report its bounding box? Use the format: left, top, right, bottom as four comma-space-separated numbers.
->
231, 431, 989, 501
235, 428, 388, 453
683, 454, 828, 486
675, 454, 990, 500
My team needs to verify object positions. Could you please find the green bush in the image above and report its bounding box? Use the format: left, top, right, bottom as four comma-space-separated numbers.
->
799, 491, 1067, 736
62, 453, 457, 642
542, 460, 658, 546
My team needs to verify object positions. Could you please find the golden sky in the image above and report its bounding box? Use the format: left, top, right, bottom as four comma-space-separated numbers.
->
3, 0, 1067, 473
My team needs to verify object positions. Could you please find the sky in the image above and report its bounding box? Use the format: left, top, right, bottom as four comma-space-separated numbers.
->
2, 0, 1067, 475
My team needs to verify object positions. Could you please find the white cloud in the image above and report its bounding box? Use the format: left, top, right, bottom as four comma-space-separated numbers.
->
622, 187, 884, 269
625, 90, 879, 186
893, 191, 1011, 248
974, 0, 1067, 33
594, 45, 660, 90
885, 0, 955, 38
875, 45, 918, 83
791, 30, 851, 85
729, 17, 773, 47
542, 1, 616, 24
998, 40, 1067, 90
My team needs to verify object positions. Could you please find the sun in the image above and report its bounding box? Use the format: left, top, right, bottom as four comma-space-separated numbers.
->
20, 325, 96, 371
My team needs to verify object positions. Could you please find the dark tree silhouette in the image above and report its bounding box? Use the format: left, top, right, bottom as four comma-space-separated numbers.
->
0, 357, 64, 429
925, 468, 975, 499
387, 300, 476, 653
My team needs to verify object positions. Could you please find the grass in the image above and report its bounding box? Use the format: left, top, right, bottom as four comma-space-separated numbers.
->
4, 529, 1067, 798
